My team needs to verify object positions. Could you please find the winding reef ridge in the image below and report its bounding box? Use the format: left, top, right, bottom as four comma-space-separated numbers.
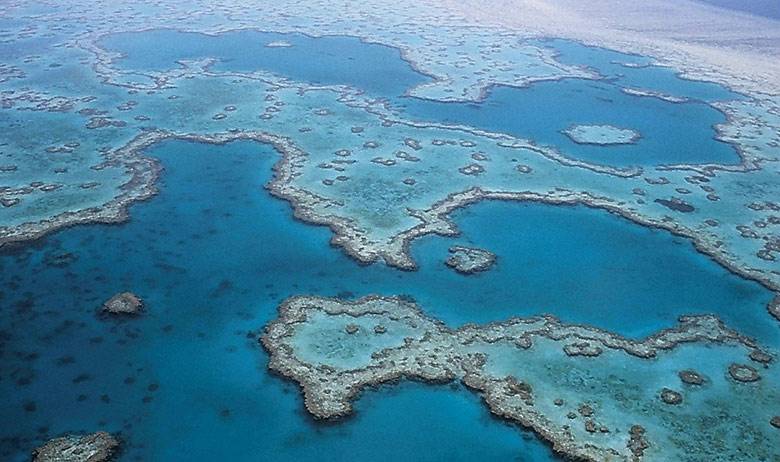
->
263, 296, 780, 461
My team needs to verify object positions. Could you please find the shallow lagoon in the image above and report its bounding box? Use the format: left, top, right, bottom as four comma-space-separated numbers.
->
99, 29, 430, 99
102, 29, 744, 167
400, 39, 744, 167
0, 139, 774, 460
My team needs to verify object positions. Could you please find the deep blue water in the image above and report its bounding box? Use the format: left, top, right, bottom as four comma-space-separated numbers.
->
696, 0, 780, 20
0, 141, 551, 461
101, 29, 743, 167
0, 139, 774, 460
414, 200, 776, 344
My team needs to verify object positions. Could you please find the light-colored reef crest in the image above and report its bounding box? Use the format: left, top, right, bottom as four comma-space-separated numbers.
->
770, 295, 780, 322
262, 295, 780, 462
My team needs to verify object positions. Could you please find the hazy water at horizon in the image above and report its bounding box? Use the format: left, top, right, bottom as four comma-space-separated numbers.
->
696, 0, 780, 20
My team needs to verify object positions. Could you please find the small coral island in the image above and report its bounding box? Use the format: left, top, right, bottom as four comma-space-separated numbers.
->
262, 295, 780, 461
562, 124, 641, 146
445, 245, 497, 274
101, 292, 144, 316
32, 432, 119, 462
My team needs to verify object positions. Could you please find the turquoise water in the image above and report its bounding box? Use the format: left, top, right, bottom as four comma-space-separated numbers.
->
542, 39, 740, 103
0, 140, 551, 461
398, 79, 739, 167
99, 29, 430, 98
399, 39, 742, 167
4, 25, 776, 461
0, 139, 774, 460
101, 30, 743, 167
412, 201, 776, 343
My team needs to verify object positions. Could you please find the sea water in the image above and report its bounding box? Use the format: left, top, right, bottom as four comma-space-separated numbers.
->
102, 30, 745, 167
0, 139, 773, 461
3, 29, 776, 461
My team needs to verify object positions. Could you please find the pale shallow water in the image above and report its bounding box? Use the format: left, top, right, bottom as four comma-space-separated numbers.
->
101, 29, 744, 167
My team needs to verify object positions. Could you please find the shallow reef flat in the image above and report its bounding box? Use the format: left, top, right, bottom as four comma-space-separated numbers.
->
263, 295, 780, 462
0, 0, 778, 297
445, 245, 496, 274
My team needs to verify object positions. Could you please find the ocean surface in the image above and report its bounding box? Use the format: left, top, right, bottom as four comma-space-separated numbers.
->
2, 27, 776, 461
99, 30, 430, 101
0, 138, 774, 461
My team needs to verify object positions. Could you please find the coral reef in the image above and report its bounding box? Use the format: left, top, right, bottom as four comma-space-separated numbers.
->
445, 245, 497, 274
263, 295, 780, 461
32, 432, 119, 462
102, 292, 144, 315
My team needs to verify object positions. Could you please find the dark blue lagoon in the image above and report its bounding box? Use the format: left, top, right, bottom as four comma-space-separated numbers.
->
411, 201, 776, 343
0, 139, 775, 460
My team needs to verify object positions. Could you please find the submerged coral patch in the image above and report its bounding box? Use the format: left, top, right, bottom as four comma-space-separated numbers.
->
562, 124, 641, 146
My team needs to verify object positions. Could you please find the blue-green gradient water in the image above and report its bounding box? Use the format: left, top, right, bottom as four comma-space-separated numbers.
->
0, 139, 774, 461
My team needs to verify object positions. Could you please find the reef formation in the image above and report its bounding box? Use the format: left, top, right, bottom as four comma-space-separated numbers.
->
769, 295, 780, 322
32, 432, 119, 462
445, 245, 497, 274
1, 0, 780, 459
101, 292, 144, 316
562, 124, 641, 146
262, 295, 780, 461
